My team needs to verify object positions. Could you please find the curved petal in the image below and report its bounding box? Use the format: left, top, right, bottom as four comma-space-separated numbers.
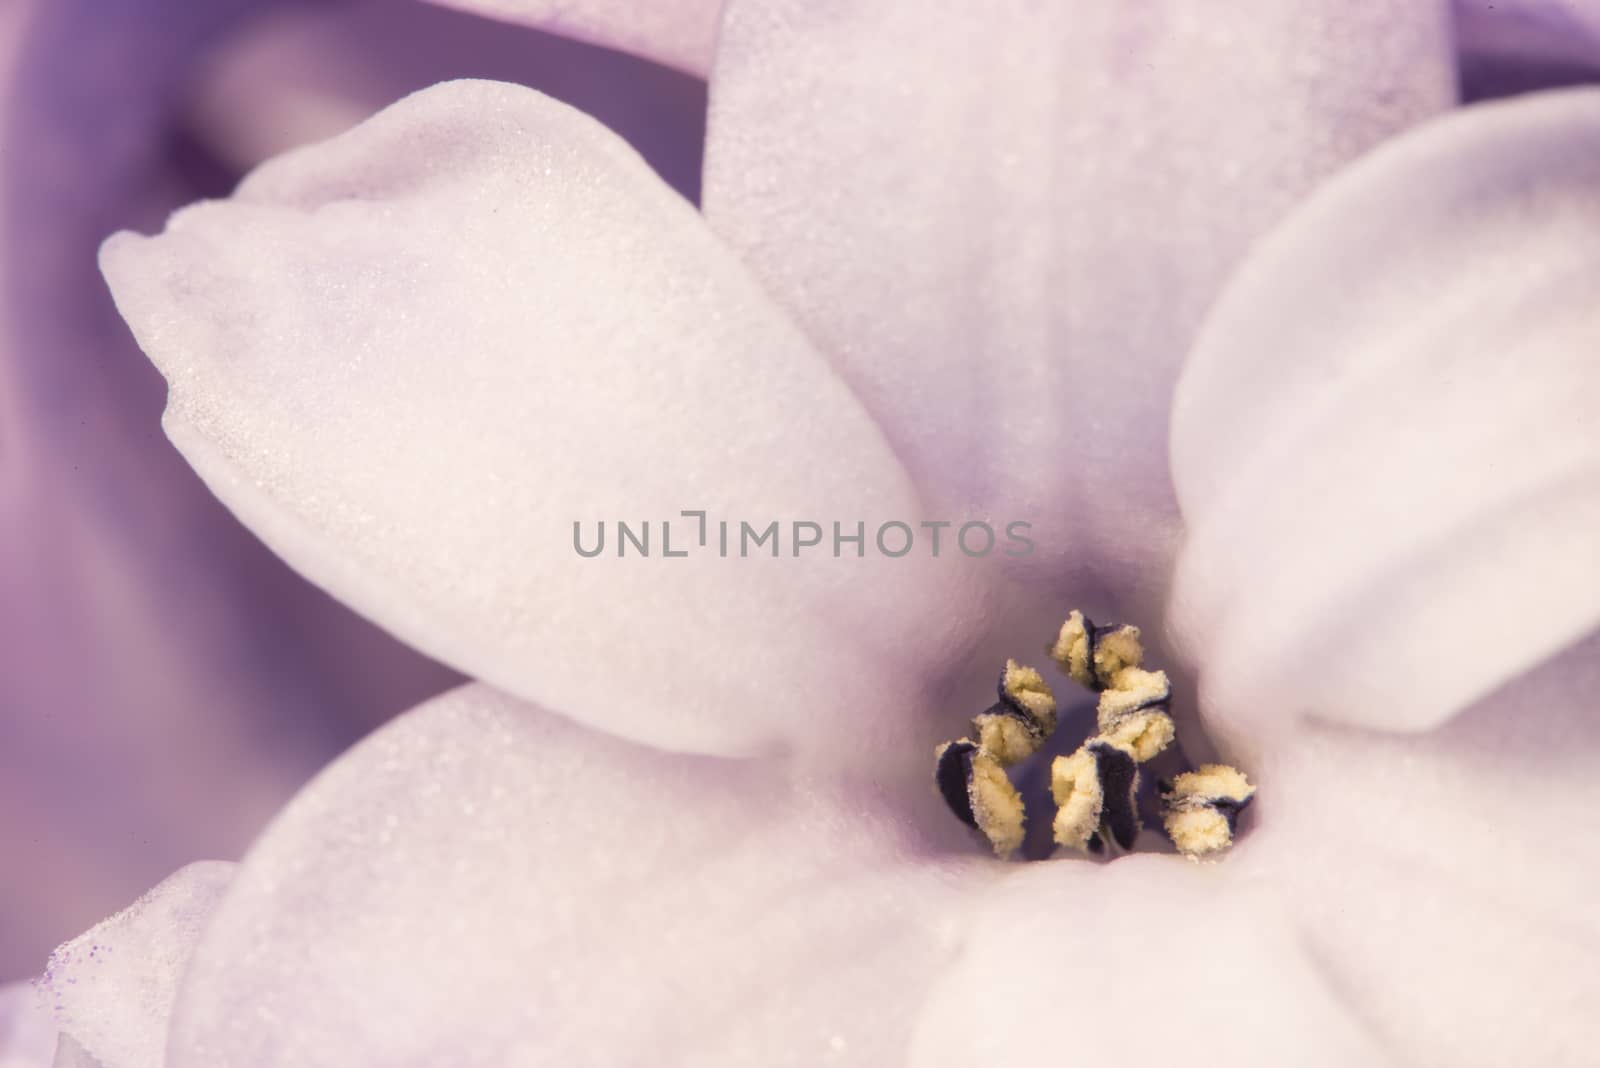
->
39, 862, 235, 1068
0, 982, 54, 1068
1234, 634, 1600, 1068
908, 856, 1393, 1067
703, 0, 1456, 596
168, 684, 994, 1067
912, 636, 1600, 1067
102, 78, 1000, 761
1170, 90, 1600, 740
419, 0, 723, 76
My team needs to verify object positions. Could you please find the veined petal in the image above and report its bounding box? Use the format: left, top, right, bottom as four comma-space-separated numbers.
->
419, 0, 723, 75
912, 636, 1600, 1067
1170, 90, 1600, 739
704, 0, 1455, 597
39, 862, 235, 1068
168, 684, 994, 1067
102, 79, 999, 761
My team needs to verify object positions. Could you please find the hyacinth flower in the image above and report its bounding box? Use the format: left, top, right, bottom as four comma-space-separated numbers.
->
4, 2, 1600, 1066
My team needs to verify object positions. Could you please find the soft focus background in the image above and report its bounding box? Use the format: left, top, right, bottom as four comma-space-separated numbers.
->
0, 0, 706, 980
4, 0, 1600, 985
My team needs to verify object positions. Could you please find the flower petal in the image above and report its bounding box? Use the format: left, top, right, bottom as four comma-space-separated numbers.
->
102, 78, 998, 761
168, 684, 994, 1067
908, 856, 1393, 1067
0, 982, 54, 1068
1235, 633, 1600, 1067
418, 0, 723, 75
912, 636, 1600, 1067
39, 862, 235, 1068
703, 0, 1455, 594
1170, 90, 1600, 740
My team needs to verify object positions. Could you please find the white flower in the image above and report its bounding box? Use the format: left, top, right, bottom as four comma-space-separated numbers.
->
9, 2, 1600, 1066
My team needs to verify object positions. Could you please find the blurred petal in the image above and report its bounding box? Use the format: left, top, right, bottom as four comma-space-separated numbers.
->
102, 78, 997, 760
419, 0, 723, 75
0, 982, 54, 1068
169, 685, 993, 1067
40, 862, 234, 1068
185, 1, 705, 199
704, 0, 1455, 599
909, 857, 1392, 1067
913, 634, 1600, 1067
1170, 90, 1600, 740
1456, 0, 1600, 99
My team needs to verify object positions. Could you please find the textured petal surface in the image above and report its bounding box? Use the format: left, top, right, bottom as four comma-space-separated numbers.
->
102, 78, 997, 761
169, 684, 993, 1067
1170, 90, 1600, 740
40, 862, 234, 1068
420, 0, 723, 75
704, 0, 1455, 600
0, 982, 54, 1068
913, 636, 1600, 1067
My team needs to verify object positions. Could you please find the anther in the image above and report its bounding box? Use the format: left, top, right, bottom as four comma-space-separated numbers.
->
939, 611, 1255, 864
1048, 610, 1142, 691
1094, 667, 1176, 763
1050, 738, 1141, 854
935, 739, 1026, 859
1160, 765, 1256, 859
969, 659, 1058, 766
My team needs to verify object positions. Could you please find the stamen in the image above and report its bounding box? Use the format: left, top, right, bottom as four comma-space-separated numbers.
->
1048, 610, 1142, 690
936, 609, 1255, 864
969, 660, 1058, 766
1051, 739, 1141, 854
935, 740, 980, 829
1160, 765, 1257, 859
934, 740, 1026, 859
1094, 667, 1176, 764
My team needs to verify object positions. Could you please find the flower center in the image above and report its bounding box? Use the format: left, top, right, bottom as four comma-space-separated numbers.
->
934, 609, 1255, 862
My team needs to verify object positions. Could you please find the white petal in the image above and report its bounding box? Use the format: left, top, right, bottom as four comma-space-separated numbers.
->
1238, 633, 1600, 1067
0, 982, 55, 1068
908, 857, 1391, 1068
1170, 90, 1600, 739
704, 0, 1455, 594
102, 79, 998, 761
913, 638, 1600, 1066
168, 684, 994, 1067
39, 862, 234, 1068
419, 0, 723, 75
